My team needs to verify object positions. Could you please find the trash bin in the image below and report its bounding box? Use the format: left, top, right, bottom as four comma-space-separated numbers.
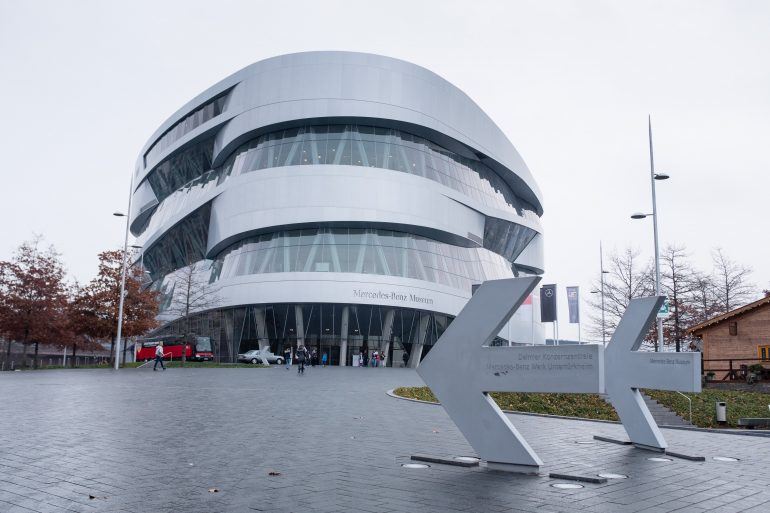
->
716, 401, 727, 424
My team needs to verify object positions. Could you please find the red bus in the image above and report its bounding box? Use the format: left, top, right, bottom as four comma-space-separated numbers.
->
136, 335, 214, 362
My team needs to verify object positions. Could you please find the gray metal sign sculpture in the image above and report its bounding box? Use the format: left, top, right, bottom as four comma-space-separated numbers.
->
417, 277, 701, 472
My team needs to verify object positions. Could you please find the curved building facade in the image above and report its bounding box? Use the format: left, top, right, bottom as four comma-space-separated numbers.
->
132, 52, 544, 366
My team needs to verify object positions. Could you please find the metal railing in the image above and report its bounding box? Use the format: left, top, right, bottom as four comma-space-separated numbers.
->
675, 391, 692, 424
703, 358, 769, 381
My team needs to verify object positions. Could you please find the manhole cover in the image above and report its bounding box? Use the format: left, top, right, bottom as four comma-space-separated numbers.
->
551, 483, 583, 489
647, 457, 672, 462
453, 456, 480, 463
713, 456, 740, 462
401, 463, 430, 469
598, 473, 629, 479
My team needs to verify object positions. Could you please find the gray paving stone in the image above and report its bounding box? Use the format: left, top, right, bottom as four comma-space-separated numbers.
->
1, 367, 769, 512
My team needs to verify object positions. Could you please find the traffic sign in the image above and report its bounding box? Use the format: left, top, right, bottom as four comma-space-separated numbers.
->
657, 298, 671, 318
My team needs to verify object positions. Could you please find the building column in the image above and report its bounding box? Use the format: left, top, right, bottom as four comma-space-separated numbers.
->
254, 307, 270, 351
294, 305, 305, 349
407, 313, 431, 368
339, 306, 349, 366
380, 309, 395, 367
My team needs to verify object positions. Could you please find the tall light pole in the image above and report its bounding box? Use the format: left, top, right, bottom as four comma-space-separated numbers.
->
591, 241, 610, 347
112, 173, 135, 370
631, 116, 669, 352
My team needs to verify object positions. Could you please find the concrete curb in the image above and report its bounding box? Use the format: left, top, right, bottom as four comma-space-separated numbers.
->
386, 389, 770, 438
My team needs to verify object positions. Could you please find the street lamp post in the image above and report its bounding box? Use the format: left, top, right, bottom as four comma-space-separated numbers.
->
591, 241, 610, 347
630, 116, 669, 352
112, 174, 135, 370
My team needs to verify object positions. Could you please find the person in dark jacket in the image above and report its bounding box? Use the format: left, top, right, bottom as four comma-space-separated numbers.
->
297, 346, 308, 374
283, 346, 292, 370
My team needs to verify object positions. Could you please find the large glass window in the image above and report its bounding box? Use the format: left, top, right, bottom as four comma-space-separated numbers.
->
220, 124, 539, 217
145, 92, 229, 165
153, 302, 512, 365
146, 139, 216, 204
209, 228, 520, 292
144, 203, 212, 280
138, 123, 540, 240
483, 217, 538, 262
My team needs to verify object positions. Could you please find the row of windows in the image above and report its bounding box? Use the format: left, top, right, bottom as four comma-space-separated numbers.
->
143, 203, 211, 281
209, 228, 516, 292
137, 123, 541, 239
134, 167, 222, 238
220, 124, 537, 216
483, 217, 538, 263
146, 139, 216, 204
154, 303, 470, 364
144, 93, 229, 166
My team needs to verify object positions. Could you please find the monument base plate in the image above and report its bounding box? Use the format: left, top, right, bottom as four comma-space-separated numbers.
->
633, 443, 666, 453
410, 454, 479, 467
486, 461, 540, 474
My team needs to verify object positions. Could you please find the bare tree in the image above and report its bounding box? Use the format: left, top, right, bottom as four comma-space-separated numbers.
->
588, 247, 654, 345
689, 274, 717, 323
165, 260, 222, 366
711, 248, 756, 313
659, 245, 700, 352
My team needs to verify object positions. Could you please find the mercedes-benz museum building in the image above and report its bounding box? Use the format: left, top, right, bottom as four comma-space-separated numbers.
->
131, 51, 544, 366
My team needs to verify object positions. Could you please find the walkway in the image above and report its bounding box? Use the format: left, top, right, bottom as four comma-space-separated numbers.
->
1, 367, 769, 512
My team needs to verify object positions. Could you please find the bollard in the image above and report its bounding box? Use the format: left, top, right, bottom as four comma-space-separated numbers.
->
716, 401, 727, 424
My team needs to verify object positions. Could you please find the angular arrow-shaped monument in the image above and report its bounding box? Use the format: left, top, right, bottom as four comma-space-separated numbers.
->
417, 277, 701, 472
605, 295, 702, 450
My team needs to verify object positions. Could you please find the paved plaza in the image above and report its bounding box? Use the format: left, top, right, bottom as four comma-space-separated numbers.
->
1, 367, 770, 512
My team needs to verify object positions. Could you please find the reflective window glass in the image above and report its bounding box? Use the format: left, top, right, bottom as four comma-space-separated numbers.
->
208, 227, 525, 292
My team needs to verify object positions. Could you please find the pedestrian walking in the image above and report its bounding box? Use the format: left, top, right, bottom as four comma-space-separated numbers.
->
311, 348, 318, 367
321, 352, 328, 367
380, 351, 386, 368
153, 342, 166, 371
297, 346, 307, 374
284, 346, 292, 370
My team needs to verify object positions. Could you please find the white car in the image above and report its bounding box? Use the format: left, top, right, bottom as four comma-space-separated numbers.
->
237, 349, 284, 365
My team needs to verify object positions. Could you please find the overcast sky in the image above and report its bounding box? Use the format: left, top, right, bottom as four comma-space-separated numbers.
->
1, 0, 768, 341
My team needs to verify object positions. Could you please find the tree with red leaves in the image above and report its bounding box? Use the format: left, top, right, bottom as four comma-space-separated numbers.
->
77, 250, 159, 366
64, 283, 108, 367
0, 238, 69, 369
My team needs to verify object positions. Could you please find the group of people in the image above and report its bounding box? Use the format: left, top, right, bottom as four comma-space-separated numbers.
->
283, 346, 329, 374
280, 345, 388, 369
357, 350, 385, 367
